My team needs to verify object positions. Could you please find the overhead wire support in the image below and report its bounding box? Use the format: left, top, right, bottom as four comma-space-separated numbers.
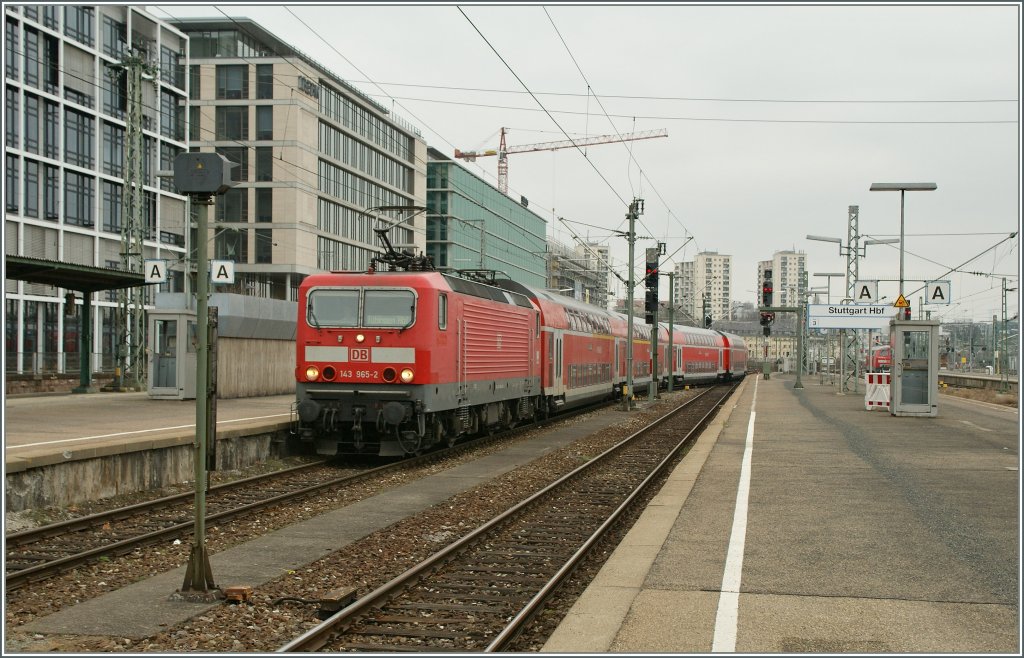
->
108, 48, 159, 391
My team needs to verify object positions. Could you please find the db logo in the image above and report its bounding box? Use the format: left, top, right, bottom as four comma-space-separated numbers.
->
350, 348, 370, 361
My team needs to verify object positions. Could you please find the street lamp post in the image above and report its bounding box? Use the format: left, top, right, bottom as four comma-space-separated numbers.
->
869, 182, 938, 319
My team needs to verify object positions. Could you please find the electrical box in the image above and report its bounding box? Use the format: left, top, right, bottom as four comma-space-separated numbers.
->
173, 153, 237, 195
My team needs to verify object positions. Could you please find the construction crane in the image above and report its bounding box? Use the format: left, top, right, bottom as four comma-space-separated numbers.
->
454, 127, 668, 195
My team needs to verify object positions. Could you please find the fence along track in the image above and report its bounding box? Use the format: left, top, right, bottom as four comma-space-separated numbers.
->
279, 383, 737, 653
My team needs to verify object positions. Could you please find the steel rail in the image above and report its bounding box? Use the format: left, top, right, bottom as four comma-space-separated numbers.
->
277, 384, 735, 653
5, 400, 614, 590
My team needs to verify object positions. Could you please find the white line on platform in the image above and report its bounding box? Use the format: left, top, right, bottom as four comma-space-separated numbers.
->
5, 413, 290, 450
711, 374, 758, 653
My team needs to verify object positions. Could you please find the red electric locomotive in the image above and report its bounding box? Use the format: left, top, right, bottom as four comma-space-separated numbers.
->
294, 268, 541, 456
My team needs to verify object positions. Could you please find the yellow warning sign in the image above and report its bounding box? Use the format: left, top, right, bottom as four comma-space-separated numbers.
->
893, 294, 910, 308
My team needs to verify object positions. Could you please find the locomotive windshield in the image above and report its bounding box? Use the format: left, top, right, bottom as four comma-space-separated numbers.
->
364, 290, 415, 327
308, 289, 359, 326
307, 288, 415, 328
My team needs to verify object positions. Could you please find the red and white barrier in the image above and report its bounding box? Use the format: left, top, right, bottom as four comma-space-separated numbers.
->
865, 372, 891, 410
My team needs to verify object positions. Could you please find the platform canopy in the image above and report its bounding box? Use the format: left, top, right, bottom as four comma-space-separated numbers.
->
4, 255, 148, 292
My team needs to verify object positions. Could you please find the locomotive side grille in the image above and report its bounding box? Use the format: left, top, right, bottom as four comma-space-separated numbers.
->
462, 300, 531, 377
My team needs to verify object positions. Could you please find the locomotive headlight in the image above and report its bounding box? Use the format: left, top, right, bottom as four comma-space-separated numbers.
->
399, 368, 415, 383
305, 365, 320, 381
355, 334, 365, 343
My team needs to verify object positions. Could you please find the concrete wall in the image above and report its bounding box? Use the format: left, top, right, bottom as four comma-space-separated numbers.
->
5, 429, 292, 512
217, 337, 296, 399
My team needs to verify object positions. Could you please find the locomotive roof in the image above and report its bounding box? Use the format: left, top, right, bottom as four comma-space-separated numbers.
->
303, 270, 534, 310
442, 274, 533, 310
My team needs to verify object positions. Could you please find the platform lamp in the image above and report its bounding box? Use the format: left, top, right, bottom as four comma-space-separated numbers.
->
869, 182, 938, 319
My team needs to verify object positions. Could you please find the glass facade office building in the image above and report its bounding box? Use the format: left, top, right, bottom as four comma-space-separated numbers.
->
4, 5, 189, 375
425, 148, 546, 287
173, 17, 427, 300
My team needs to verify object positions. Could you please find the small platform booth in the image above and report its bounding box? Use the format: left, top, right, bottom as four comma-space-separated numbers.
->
148, 307, 198, 399
889, 318, 940, 417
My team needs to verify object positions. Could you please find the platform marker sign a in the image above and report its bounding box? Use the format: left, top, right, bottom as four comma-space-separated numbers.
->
210, 260, 235, 284
144, 259, 167, 283
925, 280, 951, 304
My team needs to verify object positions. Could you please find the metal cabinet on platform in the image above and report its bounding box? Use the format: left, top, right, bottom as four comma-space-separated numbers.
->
148, 310, 197, 399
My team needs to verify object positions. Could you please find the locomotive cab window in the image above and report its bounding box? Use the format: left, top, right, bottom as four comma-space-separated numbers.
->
438, 293, 447, 330
364, 289, 415, 328
308, 289, 359, 327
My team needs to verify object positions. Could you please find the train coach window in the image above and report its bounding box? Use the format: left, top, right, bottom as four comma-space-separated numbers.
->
364, 289, 415, 328
308, 289, 359, 327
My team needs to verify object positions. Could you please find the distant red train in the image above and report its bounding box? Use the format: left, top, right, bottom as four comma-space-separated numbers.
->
293, 264, 747, 457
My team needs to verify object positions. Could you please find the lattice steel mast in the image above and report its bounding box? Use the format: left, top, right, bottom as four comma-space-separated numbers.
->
109, 49, 158, 390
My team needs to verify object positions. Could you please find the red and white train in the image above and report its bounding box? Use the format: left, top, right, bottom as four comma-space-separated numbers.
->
293, 266, 747, 457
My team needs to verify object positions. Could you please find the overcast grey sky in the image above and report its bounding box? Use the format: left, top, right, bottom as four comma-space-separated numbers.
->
151, 2, 1021, 322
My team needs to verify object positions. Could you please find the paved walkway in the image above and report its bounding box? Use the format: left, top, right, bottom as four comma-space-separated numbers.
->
543, 373, 1019, 653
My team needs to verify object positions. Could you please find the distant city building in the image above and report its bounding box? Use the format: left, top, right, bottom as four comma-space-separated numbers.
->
173, 17, 428, 300
425, 147, 546, 287
672, 251, 733, 325
758, 250, 806, 307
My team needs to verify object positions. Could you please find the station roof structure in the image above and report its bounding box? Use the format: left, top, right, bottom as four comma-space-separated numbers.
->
5, 255, 148, 293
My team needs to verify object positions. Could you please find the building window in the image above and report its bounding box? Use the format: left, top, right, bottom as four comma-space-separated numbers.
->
5, 17, 19, 81
43, 165, 60, 221
216, 188, 248, 223
189, 105, 201, 142
216, 228, 247, 262
216, 146, 248, 182
160, 45, 183, 88
189, 65, 201, 100
255, 105, 273, 140
101, 15, 127, 58
255, 187, 272, 222
102, 121, 124, 176
102, 70, 127, 118
160, 143, 182, 193
23, 26, 39, 88
160, 89, 184, 141
215, 105, 248, 140
5, 154, 18, 212
24, 93, 41, 154
102, 180, 122, 233
255, 228, 272, 263
256, 64, 273, 99
65, 108, 95, 168
64, 172, 94, 227
24, 159, 39, 218
43, 100, 59, 159
64, 6, 95, 47
6, 86, 19, 148
255, 146, 273, 182
215, 64, 248, 100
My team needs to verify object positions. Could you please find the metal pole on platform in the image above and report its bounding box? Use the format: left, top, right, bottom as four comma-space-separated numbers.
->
179, 195, 219, 598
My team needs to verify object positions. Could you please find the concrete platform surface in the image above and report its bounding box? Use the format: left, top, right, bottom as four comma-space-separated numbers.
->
542, 374, 1019, 654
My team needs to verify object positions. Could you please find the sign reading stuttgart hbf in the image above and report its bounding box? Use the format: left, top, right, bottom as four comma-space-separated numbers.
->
807, 304, 899, 329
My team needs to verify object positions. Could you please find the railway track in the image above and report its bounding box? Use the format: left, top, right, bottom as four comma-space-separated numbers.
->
4, 400, 614, 591
279, 383, 737, 652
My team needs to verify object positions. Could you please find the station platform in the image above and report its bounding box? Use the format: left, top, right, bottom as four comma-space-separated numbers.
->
4, 391, 295, 473
5, 376, 1020, 652
543, 373, 1020, 653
